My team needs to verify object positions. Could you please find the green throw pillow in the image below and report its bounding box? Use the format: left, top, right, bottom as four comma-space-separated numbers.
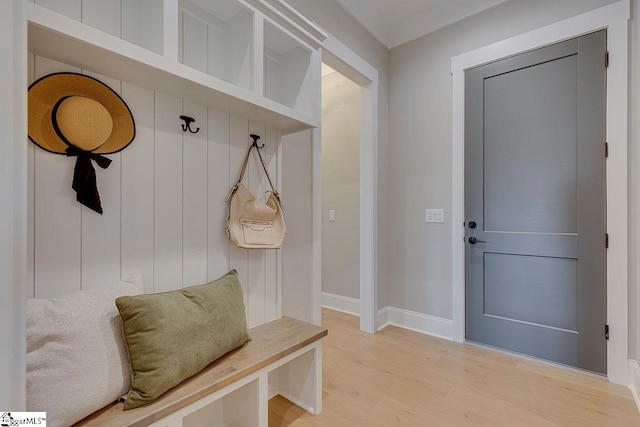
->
116, 270, 250, 410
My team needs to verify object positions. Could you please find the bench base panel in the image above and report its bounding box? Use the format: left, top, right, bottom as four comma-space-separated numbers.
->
149, 341, 322, 427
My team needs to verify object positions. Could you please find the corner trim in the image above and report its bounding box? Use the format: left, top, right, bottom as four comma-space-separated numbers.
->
321, 292, 360, 316
376, 306, 453, 340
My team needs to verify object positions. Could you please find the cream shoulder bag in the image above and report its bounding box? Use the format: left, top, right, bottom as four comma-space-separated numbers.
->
225, 136, 285, 249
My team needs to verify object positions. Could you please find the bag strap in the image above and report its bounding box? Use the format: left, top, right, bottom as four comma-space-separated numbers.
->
226, 141, 281, 204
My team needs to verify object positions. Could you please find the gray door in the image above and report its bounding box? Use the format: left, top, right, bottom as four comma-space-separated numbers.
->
464, 30, 607, 374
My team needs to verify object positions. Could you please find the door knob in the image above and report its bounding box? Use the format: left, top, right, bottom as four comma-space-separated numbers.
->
468, 236, 486, 245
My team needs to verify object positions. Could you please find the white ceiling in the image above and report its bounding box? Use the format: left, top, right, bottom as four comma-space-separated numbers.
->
336, 0, 510, 49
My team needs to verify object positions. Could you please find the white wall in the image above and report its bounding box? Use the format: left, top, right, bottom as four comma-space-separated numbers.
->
387, 0, 620, 319
27, 54, 281, 329
282, 0, 391, 310
629, 0, 640, 360
321, 69, 360, 299
281, 130, 314, 322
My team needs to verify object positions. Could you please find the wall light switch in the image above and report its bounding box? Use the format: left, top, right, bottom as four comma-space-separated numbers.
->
425, 209, 445, 223
329, 210, 336, 222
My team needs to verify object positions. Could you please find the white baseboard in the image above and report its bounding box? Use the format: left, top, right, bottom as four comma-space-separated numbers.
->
321, 299, 454, 342
376, 306, 453, 341
377, 307, 390, 330
629, 359, 640, 414
321, 292, 360, 316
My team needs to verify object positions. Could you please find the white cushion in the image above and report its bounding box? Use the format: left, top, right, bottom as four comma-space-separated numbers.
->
26, 276, 144, 427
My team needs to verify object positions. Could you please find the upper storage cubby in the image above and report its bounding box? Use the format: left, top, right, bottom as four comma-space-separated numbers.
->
179, 0, 253, 90
31, 0, 164, 54
264, 21, 314, 116
26, 0, 327, 131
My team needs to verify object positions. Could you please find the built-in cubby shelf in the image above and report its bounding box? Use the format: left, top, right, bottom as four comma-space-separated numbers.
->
31, 0, 165, 54
26, 0, 326, 132
264, 20, 314, 115
179, 0, 253, 91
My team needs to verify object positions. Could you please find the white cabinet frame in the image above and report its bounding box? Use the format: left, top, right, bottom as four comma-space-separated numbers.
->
1, 0, 327, 408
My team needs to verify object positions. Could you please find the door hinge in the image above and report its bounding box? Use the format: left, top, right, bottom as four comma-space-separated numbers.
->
605, 324, 609, 340
605, 142, 609, 158
605, 51, 610, 68
606, 233, 609, 248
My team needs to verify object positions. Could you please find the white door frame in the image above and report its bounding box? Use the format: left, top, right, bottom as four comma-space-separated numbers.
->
0, 0, 28, 409
451, 0, 630, 385
315, 33, 379, 333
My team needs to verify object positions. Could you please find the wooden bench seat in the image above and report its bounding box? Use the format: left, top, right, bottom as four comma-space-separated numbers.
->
75, 317, 327, 427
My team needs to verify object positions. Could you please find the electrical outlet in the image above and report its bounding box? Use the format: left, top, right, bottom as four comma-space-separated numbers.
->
329, 210, 336, 222
425, 209, 445, 223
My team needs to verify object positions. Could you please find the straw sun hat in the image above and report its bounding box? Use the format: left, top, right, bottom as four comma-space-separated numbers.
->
28, 72, 135, 214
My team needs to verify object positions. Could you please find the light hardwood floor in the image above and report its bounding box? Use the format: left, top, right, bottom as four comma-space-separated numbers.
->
269, 308, 640, 426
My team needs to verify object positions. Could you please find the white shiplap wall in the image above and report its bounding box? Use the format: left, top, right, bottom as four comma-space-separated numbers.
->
27, 54, 281, 329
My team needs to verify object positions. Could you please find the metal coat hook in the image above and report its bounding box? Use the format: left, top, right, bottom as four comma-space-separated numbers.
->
180, 115, 200, 134
250, 134, 264, 149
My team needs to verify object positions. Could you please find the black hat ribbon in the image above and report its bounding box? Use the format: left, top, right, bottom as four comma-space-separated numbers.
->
64, 146, 112, 214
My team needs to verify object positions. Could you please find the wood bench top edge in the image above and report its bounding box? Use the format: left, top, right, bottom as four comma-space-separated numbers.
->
75, 317, 327, 427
